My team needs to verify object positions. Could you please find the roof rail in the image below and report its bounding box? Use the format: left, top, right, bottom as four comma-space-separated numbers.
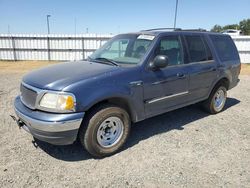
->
141, 28, 207, 32
179, 28, 207, 32
141, 28, 182, 32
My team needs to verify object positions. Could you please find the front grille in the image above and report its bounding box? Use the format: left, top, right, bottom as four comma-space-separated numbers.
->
20, 84, 38, 109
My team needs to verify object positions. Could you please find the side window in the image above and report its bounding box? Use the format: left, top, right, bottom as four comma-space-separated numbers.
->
101, 39, 129, 59
132, 39, 152, 58
203, 37, 213, 60
185, 35, 207, 62
155, 36, 183, 66
210, 35, 239, 62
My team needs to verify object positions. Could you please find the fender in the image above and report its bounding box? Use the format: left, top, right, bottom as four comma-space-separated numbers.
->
206, 66, 232, 98
66, 78, 145, 122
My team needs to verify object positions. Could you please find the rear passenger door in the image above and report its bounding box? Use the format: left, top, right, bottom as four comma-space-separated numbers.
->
183, 34, 217, 102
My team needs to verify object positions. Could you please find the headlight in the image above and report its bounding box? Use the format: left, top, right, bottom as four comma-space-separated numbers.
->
39, 92, 76, 112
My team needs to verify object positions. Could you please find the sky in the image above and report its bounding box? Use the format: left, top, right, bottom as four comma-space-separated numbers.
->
0, 0, 249, 34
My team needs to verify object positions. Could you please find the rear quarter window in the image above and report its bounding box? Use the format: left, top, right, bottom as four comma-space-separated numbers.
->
210, 35, 239, 62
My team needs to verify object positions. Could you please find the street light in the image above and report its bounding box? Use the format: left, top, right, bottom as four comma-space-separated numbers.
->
173, 0, 179, 29
46, 15, 51, 34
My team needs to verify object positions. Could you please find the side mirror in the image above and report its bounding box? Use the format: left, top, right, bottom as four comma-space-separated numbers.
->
150, 55, 169, 70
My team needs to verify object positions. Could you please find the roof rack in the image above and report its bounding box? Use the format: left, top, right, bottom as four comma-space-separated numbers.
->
179, 28, 207, 32
141, 28, 181, 32
141, 28, 207, 32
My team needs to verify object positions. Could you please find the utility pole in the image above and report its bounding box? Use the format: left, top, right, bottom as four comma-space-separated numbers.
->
118, 26, 120, 34
46, 15, 51, 34
8, 25, 10, 34
46, 15, 51, 60
74, 18, 77, 35
74, 18, 77, 61
173, 0, 179, 29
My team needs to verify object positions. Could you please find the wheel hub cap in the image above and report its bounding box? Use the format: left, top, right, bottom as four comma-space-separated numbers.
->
214, 89, 225, 110
97, 117, 124, 148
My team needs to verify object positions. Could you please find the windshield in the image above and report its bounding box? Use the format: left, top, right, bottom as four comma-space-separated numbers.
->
89, 34, 155, 66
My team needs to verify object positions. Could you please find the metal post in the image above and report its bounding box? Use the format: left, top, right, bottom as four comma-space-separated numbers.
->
47, 37, 50, 61
46, 15, 51, 60
8, 25, 10, 34
74, 18, 77, 61
11, 36, 17, 61
82, 37, 85, 60
173, 0, 179, 29
46, 15, 51, 34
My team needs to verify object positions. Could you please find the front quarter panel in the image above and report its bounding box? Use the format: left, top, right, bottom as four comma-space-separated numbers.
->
63, 67, 145, 122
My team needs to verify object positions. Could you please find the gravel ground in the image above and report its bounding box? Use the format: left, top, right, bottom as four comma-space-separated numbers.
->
0, 64, 249, 187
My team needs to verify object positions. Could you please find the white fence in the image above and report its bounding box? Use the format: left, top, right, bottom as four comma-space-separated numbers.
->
0, 34, 249, 63
0, 34, 113, 61
231, 36, 250, 63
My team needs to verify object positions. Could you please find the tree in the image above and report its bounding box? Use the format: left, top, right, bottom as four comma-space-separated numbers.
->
211, 25, 223, 32
239, 19, 250, 35
223, 24, 239, 30
210, 18, 250, 35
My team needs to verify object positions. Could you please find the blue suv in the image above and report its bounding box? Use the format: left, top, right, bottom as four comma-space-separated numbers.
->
13, 29, 241, 157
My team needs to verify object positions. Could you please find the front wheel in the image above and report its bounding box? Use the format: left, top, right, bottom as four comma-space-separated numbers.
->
203, 85, 227, 114
78, 104, 130, 158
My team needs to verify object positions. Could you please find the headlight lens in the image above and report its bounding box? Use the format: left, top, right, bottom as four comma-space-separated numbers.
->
39, 92, 75, 112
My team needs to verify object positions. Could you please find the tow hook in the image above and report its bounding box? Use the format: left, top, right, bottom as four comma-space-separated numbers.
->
10, 115, 24, 129
32, 140, 38, 148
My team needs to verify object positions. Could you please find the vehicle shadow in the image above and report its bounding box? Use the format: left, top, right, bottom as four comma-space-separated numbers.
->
35, 97, 240, 161
124, 97, 240, 149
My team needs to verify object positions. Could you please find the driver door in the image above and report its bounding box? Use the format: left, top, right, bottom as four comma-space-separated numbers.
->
143, 35, 189, 117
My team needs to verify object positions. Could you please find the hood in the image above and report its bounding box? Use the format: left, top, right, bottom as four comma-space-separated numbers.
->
22, 61, 119, 91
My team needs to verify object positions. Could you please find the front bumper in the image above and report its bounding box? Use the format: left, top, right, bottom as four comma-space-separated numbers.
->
14, 96, 85, 145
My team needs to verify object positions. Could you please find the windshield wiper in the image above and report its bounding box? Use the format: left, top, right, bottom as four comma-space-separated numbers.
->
88, 57, 119, 66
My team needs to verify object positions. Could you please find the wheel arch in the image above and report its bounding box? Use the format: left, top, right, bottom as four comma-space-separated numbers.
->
215, 77, 230, 90
84, 96, 138, 123
208, 76, 230, 99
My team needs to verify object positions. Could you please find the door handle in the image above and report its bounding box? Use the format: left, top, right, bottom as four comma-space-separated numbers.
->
208, 67, 216, 72
129, 81, 143, 86
176, 73, 186, 79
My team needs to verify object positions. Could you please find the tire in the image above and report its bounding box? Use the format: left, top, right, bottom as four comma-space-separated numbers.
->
203, 85, 227, 114
78, 104, 131, 158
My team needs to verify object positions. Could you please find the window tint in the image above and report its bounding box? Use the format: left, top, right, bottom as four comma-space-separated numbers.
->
210, 35, 239, 61
185, 35, 207, 62
155, 36, 183, 66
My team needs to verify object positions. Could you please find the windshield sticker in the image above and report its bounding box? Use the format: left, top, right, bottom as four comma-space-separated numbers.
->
137, 35, 155, 40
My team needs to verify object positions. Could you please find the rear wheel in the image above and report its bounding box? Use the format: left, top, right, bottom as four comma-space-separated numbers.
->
78, 104, 130, 158
203, 85, 227, 114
